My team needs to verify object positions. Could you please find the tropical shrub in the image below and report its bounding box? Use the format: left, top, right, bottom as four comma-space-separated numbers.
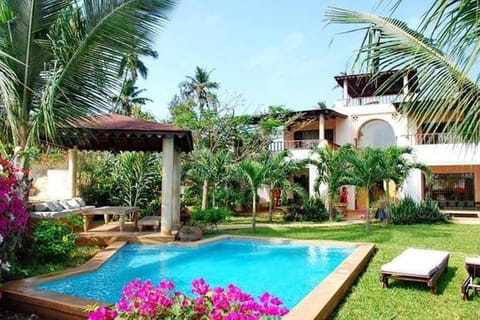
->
191, 208, 230, 230
87, 278, 289, 320
282, 197, 328, 222
31, 221, 77, 262
0, 156, 29, 275
389, 196, 449, 225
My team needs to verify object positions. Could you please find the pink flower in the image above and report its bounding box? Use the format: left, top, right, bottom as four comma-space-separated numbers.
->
191, 278, 209, 296
88, 278, 289, 319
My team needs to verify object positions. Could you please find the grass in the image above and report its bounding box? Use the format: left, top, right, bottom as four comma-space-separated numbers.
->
218, 222, 480, 320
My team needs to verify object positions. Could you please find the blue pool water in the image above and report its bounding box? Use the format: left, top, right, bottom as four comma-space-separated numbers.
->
37, 239, 354, 308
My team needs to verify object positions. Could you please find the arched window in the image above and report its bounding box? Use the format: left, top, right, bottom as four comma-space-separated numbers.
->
357, 120, 395, 148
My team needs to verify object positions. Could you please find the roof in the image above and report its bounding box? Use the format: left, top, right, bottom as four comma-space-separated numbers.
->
290, 108, 347, 120
61, 114, 193, 153
249, 107, 347, 124
334, 69, 418, 98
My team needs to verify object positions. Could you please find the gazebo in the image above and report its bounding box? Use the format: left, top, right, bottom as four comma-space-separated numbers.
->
60, 113, 193, 237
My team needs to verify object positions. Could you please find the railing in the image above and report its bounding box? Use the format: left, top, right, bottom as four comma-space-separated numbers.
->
402, 133, 464, 145
338, 94, 405, 107
269, 140, 339, 152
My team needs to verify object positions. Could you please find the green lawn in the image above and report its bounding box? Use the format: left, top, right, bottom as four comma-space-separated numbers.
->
218, 222, 480, 319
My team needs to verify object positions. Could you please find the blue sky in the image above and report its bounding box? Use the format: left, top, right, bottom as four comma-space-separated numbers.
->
138, 0, 429, 120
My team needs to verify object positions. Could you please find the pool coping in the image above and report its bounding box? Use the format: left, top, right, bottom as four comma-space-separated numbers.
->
1, 235, 375, 320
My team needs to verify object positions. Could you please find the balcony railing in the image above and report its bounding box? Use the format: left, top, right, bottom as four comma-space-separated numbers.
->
402, 133, 464, 145
269, 140, 339, 152
339, 94, 405, 107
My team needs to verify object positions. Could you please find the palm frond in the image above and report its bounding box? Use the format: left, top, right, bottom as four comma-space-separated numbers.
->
325, 6, 480, 143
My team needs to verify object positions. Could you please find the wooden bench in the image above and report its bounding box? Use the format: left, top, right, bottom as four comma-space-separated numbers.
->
137, 216, 161, 232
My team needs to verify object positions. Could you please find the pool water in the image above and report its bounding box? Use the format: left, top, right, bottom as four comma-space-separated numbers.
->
37, 239, 354, 308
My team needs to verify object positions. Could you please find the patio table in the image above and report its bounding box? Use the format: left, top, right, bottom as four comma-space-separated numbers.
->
81, 206, 139, 232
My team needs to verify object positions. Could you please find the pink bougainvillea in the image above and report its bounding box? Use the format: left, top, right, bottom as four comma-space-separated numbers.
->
0, 156, 29, 273
88, 278, 289, 320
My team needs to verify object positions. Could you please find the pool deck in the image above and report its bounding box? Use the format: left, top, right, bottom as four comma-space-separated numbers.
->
2, 235, 375, 320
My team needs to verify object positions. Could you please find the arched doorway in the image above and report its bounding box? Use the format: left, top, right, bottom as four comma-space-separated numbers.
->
356, 119, 396, 209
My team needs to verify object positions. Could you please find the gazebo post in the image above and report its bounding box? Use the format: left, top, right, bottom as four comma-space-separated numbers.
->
161, 137, 174, 235
172, 149, 181, 226
68, 146, 78, 197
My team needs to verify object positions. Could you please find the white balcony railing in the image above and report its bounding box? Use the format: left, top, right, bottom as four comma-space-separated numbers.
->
269, 139, 320, 152
269, 140, 340, 152
339, 94, 405, 107
402, 133, 464, 145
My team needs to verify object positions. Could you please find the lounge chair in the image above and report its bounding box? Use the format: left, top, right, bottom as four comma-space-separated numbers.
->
461, 257, 480, 300
380, 248, 450, 294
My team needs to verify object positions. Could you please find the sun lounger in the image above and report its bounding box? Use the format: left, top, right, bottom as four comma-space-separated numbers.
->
380, 248, 450, 294
461, 257, 480, 300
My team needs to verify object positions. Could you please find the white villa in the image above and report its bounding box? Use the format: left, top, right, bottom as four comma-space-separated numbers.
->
269, 70, 480, 213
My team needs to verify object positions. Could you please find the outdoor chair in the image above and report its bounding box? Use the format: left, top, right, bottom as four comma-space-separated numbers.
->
461, 257, 480, 300
380, 248, 450, 294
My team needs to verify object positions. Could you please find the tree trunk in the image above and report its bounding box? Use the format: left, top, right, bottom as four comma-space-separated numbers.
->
201, 179, 208, 210
268, 185, 273, 222
365, 186, 371, 232
252, 194, 257, 232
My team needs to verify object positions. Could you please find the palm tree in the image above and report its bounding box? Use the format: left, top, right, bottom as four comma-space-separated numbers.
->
113, 44, 158, 113
325, 0, 479, 143
181, 66, 220, 115
237, 158, 268, 232
310, 145, 352, 221
111, 79, 153, 115
340, 145, 389, 231
262, 150, 304, 221
0, 0, 175, 168
382, 146, 432, 203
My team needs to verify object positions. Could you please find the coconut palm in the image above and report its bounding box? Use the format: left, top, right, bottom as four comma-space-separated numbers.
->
325, 0, 479, 143
181, 66, 220, 115
0, 0, 175, 168
111, 79, 153, 115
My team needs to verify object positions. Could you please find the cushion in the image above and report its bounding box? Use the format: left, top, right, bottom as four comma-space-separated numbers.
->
466, 257, 480, 265
59, 200, 72, 210
381, 248, 449, 278
45, 200, 63, 212
66, 199, 81, 208
34, 203, 48, 212
73, 197, 86, 207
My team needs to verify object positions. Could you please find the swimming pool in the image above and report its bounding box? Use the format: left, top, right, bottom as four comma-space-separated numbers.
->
37, 238, 354, 309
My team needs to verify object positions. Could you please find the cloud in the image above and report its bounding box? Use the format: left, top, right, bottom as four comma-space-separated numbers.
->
247, 32, 305, 69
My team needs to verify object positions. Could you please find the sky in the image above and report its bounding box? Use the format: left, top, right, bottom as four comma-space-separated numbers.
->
138, 0, 430, 120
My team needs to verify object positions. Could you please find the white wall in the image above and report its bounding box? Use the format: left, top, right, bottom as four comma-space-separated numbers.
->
46, 169, 71, 200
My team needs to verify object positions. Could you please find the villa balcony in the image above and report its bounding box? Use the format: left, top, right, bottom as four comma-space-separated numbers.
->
338, 94, 405, 107
269, 139, 339, 153
402, 133, 464, 145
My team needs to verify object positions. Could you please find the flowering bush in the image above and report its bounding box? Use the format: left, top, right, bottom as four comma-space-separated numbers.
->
0, 156, 29, 274
88, 278, 289, 320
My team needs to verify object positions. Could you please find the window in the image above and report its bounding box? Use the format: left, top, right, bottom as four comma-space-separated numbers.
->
357, 120, 395, 148
427, 173, 475, 208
